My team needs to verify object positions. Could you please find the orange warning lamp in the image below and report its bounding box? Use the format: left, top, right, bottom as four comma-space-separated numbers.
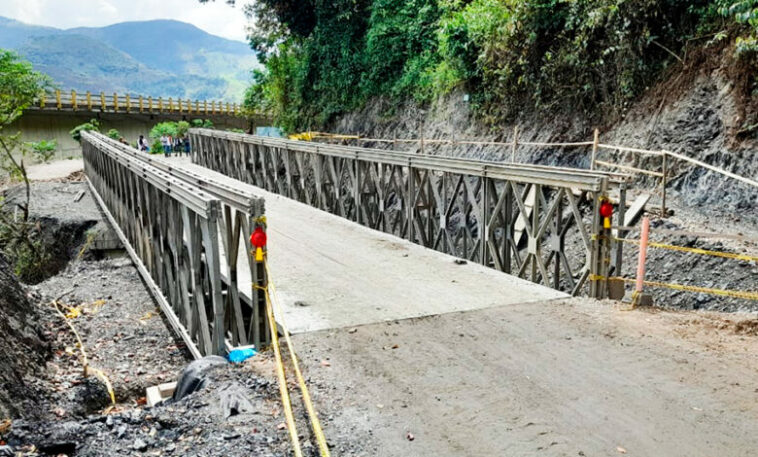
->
599, 201, 613, 229
250, 227, 267, 262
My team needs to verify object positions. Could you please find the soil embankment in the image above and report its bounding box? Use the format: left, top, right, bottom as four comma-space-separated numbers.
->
0, 254, 48, 420
331, 49, 758, 312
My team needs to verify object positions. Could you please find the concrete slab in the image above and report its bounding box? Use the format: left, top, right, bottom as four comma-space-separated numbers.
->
27, 159, 83, 181
171, 158, 567, 333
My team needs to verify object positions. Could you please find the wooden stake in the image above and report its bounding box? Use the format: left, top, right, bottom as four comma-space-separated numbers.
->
591, 128, 599, 170
510, 125, 519, 163
661, 151, 667, 217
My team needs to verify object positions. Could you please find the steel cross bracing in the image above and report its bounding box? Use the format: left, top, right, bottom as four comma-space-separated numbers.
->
81, 131, 269, 358
189, 129, 630, 298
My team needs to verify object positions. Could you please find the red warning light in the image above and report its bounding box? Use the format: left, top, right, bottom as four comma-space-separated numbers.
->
599, 201, 614, 219
250, 227, 267, 248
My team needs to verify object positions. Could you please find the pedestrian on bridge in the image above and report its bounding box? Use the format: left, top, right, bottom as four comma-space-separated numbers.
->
161, 134, 171, 157
138, 135, 149, 152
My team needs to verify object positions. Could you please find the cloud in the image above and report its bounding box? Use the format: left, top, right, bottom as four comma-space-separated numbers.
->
0, 0, 250, 41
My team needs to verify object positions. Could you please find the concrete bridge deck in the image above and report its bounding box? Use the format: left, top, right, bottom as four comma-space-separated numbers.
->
172, 158, 566, 332
165, 156, 758, 457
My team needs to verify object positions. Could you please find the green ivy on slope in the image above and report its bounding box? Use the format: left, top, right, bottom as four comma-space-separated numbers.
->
245, 0, 758, 132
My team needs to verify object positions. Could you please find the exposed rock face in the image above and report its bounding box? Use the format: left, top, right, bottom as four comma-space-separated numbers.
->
0, 254, 48, 419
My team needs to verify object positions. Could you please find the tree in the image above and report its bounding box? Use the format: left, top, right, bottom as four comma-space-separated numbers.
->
0, 50, 54, 281
0, 50, 53, 222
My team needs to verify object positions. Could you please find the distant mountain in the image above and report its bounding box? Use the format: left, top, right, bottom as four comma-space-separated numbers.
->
0, 16, 258, 101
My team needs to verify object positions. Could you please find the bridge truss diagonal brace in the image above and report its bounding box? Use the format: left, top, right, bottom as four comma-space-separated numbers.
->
189, 129, 615, 299
82, 131, 269, 358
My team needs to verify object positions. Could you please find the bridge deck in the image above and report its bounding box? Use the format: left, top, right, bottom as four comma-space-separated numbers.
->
145, 157, 758, 456
171, 158, 566, 333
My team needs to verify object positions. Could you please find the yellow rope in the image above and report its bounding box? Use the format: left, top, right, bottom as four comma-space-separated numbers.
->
592, 275, 758, 301
615, 237, 758, 263
264, 262, 331, 457
258, 283, 304, 457
52, 300, 116, 405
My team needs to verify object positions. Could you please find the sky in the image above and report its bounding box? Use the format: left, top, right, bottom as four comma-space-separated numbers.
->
0, 0, 250, 42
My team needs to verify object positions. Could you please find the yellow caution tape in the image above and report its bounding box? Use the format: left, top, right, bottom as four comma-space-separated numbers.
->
590, 275, 758, 301
615, 237, 758, 262
289, 131, 360, 141
264, 261, 331, 457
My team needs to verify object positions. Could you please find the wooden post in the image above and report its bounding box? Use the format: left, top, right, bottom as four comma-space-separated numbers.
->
126, 94, 131, 113
158, 97, 163, 112
113, 93, 119, 112
139, 95, 144, 113
188, 99, 193, 115
590, 128, 599, 170
420, 122, 425, 155
204, 100, 208, 115
660, 151, 667, 218
40, 92, 46, 108
148, 96, 153, 112
392, 132, 397, 151
510, 125, 519, 163
86, 92, 92, 111
100, 92, 106, 111
71, 90, 77, 111
56, 90, 62, 109
169, 97, 174, 113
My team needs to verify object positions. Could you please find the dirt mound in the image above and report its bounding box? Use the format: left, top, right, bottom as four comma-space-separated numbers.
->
0, 254, 49, 420
7, 358, 297, 457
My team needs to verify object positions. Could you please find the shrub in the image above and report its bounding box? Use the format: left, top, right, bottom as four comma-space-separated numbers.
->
107, 128, 121, 140
70, 119, 100, 142
27, 140, 57, 163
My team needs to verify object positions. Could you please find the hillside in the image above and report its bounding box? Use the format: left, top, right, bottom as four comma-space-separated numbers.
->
0, 16, 258, 100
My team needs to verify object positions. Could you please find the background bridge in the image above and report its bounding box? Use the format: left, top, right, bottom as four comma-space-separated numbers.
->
15, 90, 270, 159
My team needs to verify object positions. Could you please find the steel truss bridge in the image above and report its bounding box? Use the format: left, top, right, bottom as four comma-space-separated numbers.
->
188, 129, 631, 299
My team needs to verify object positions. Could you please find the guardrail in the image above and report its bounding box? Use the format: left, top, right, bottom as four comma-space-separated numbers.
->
189, 128, 630, 298
32, 89, 242, 117
81, 131, 269, 357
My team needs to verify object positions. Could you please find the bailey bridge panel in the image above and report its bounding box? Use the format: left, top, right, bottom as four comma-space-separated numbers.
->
189, 129, 624, 298
82, 131, 269, 358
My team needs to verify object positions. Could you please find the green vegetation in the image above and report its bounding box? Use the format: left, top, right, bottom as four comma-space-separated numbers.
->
149, 120, 190, 140
192, 118, 215, 129
246, 0, 758, 131
27, 140, 57, 163
107, 128, 121, 140
0, 50, 54, 281
70, 118, 100, 142
717, 0, 758, 53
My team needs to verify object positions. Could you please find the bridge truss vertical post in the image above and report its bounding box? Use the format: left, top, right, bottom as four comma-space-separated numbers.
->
406, 162, 415, 243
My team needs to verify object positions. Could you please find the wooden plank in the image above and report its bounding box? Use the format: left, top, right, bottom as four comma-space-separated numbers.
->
612, 193, 650, 237
513, 185, 536, 247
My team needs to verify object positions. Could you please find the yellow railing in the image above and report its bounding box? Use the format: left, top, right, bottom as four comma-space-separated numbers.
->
33, 89, 243, 116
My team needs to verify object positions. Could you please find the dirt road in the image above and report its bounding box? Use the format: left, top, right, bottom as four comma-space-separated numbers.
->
294, 299, 758, 456
169, 155, 758, 456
